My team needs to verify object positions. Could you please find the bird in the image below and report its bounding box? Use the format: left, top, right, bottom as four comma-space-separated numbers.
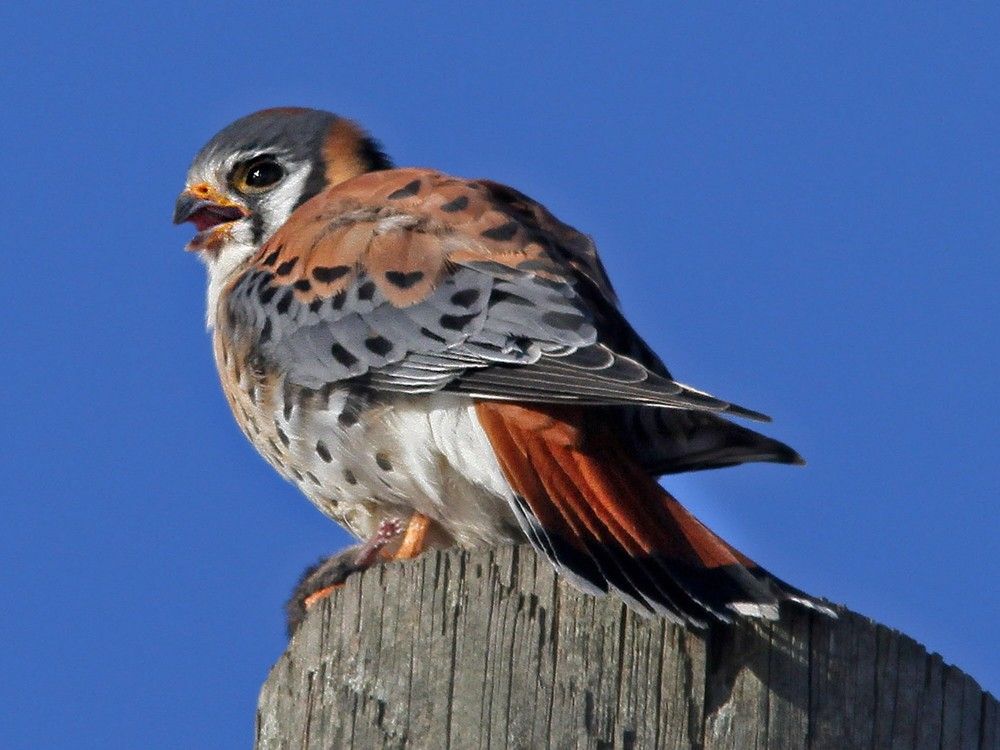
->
174, 107, 831, 631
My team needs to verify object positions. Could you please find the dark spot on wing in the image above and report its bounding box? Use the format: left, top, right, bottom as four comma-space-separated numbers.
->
330, 343, 358, 367
440, 313, 478, 331
420, 327, 448, 344
384, 270, 425, 289
276, 258, 299, 276
387, 179, 421, 199
276, 289, 294, 314
313, 265, 350, 283
440, 195, 469, 213
357, 280, 376, 301
542, 311, 587, 331
450, 289, 480, 308
365, 335, 393, 356
481, 221, 518, 241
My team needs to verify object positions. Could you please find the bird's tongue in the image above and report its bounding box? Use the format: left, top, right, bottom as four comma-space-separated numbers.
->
189, 205, 245, 232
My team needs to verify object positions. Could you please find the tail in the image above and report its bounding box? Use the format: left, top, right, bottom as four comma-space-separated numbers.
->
475, 401, 833, 626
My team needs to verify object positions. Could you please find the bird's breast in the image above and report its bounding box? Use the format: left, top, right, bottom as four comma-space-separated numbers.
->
213, 332, 522, 546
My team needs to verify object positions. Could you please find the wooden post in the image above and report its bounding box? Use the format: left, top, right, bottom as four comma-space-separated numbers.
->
255, 545, 998, 749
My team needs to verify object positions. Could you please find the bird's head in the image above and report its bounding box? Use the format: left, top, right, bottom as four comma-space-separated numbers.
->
174, 107, 392, 267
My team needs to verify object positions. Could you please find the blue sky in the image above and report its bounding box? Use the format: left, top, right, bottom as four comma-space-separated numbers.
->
2, 4, 997, 748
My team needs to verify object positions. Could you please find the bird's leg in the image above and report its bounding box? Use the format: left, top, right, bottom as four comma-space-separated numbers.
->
353, 517, 407, 567
299, 518, 405, 609
394, 512, 432, 560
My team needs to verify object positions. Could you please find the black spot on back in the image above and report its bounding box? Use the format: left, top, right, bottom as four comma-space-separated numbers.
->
276, 258, 299, 276
293, 279, 311, 291
440, 195, 469, 213
481, 221, 518, 241
260, 286, 278, 304
262, 249, 280, 267
384, 270, 425, 289
313, 265, 350, 283
387, 179, 421, 199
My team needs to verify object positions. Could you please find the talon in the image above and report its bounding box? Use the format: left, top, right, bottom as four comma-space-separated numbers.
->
302, 584, 340, 609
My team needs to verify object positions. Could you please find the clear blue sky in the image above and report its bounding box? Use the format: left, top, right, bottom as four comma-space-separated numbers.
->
2, 4, 997, 748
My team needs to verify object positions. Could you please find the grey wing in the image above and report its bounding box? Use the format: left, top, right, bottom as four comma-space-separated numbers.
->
226, 259, 769, 423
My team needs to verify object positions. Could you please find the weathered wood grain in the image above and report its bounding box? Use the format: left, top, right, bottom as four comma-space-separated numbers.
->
255, 546, 998, 750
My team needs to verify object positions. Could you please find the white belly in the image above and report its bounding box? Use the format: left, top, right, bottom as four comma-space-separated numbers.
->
265, 386, 523, 546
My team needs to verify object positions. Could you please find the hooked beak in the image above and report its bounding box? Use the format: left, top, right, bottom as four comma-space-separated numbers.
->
173, 183, 249, 251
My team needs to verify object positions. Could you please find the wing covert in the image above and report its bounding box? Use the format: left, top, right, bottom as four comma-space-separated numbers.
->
221, 168, 767, 421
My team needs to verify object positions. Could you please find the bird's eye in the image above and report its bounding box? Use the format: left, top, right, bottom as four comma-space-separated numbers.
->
233, 157, 285, 194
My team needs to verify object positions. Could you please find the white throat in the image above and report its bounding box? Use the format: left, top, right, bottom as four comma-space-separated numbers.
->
203, 239, 257, 329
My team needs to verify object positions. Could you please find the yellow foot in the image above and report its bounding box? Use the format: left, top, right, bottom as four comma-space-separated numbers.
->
395, 513, 432, 560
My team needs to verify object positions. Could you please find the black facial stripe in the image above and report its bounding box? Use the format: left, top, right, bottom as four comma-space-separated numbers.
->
294, 151, 328, 211
251, 212, 265, 245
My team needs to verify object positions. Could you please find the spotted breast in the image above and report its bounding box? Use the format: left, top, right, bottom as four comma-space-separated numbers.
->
214, 326, 523, 545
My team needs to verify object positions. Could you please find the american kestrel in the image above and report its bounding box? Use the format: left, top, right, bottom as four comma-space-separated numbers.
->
175, 107, 830, 630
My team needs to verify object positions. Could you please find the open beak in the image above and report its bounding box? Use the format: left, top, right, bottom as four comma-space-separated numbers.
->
173, 183, 249, 251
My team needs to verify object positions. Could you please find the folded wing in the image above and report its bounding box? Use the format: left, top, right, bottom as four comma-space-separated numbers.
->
222, 168, 777, 431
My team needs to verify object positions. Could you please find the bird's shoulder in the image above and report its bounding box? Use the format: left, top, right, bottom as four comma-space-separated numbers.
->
226, 167, 616, 311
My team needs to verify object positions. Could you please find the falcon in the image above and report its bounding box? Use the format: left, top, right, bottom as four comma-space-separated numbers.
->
174, 107, 830, 630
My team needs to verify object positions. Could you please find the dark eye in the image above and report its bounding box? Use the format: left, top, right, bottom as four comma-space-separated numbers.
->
233, 157, 285, 194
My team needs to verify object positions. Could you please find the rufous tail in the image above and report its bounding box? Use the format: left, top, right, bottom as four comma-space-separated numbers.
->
476, 401, 833, 626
